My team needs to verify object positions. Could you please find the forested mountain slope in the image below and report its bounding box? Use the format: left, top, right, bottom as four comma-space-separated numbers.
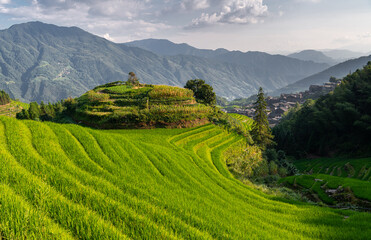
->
273, 62, 371, 156
0, 116, 370, 239
272, 55, 371, 95
0, 22, 329, 102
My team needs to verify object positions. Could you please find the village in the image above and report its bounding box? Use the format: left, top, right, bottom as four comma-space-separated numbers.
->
228, 77, 342, 126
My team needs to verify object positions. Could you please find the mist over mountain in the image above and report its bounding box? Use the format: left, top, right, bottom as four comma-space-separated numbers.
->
0, 22, 329, 102
322, 49, 366, 62
288, 50, 337, 65
270, 55, 371, 96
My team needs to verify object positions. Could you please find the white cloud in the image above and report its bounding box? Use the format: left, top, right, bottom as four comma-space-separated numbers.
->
188, 0, 268, 28
0, 0, 11, 4
181, 0, 210, 10
103, 33, 114, 41
0, 0, 174, 43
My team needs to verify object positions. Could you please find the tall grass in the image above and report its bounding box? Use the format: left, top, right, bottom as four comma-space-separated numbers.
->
0, 116, 370, 239
149, 85, 194, 99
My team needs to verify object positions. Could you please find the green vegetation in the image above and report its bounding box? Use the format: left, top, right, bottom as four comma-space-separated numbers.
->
0, 116, 370, 239
293, 157, 371, 181
228, 113, 253, 131
70, 82, 214, 128
16, 101, 64, 121
273, 62, 371, 156
251, 87, 274, 149
0, 100, 29, 118
0, 90, 11, 105
280, 174, 371, 205
184, 79, 216, 105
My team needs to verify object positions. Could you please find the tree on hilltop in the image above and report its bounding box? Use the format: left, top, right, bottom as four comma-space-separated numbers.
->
127, 72, 139, 85
251, 87, 274, 149
0, 90, 11, 105
185, 79, 216, 105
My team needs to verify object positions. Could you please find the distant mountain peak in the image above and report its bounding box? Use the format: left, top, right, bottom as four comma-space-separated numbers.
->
288, 49, 337, 65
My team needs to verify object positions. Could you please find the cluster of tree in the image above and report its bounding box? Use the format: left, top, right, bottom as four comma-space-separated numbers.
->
251, 87, 274, 150
184, 79, 216, 105
273, 62, 371, 157
0, 90, 11, 105
17, 101, 64, 121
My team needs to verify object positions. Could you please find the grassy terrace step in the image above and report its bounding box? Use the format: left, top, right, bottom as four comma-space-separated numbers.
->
280, 174, 371, 204
228, 113, 253, 131
0, 116, 370, 239
294, 158, 371, 180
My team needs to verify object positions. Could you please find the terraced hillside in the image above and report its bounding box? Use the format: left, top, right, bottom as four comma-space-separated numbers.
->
228, 113, 254, 131
0, 100, 29, 117
72, 82, 213, 128
279, 158, 371, 207
0, 116, 370, 239
280, 174, 371, 205
294, 158, 371, 181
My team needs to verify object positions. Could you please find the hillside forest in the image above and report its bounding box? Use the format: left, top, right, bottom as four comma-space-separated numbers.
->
273, 62, 371, 157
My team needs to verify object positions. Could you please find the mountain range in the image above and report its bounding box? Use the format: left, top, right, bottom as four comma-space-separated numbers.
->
0, 22, 330, 103
271, 55, 371, 96
287, 50, 338, 65
0, 21, 369, 103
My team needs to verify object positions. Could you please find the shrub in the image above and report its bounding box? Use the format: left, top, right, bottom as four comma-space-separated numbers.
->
0, 90, 11, 105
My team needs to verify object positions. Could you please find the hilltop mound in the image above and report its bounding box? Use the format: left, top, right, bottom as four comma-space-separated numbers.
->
70, 82, 214, 128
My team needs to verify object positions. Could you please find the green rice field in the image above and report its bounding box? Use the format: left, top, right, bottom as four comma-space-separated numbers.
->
293, 157, 371, 181
228, 113, 254, 131
280, 174, 371, 204
0, 116, 370, 239
0, 100, 29, 117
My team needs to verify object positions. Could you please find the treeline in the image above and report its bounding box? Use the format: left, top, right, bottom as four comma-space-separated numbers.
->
273, 62, 371, 157
0, 90, 11, 105
16, 101, 65, 121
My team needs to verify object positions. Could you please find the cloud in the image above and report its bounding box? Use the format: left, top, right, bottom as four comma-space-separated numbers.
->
103, 33, 114, 41
188, 0, 268, 28
0, 0, 11, 4
0, 0, 173, 42
180, 0, 210, 10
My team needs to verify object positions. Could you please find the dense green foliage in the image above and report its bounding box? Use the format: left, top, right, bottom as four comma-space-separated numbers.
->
16, 101, 64, 121
0, 116, 370, 239
0, 90, 11, 105
273, 62, 371, 156
251, 87, 274, 149
184, 79, 216, 105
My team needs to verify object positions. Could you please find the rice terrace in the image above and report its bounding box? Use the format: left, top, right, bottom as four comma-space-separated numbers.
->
0, 116, 370, 239
1, 2, 371, 239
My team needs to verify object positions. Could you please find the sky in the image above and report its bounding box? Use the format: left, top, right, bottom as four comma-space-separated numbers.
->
0, 0, 370, 53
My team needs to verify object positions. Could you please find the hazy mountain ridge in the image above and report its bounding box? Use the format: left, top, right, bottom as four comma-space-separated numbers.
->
124, 38, 229, 58
271, 55, 371, 96
288, 50, 337, 65
0, 22, 329, 102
